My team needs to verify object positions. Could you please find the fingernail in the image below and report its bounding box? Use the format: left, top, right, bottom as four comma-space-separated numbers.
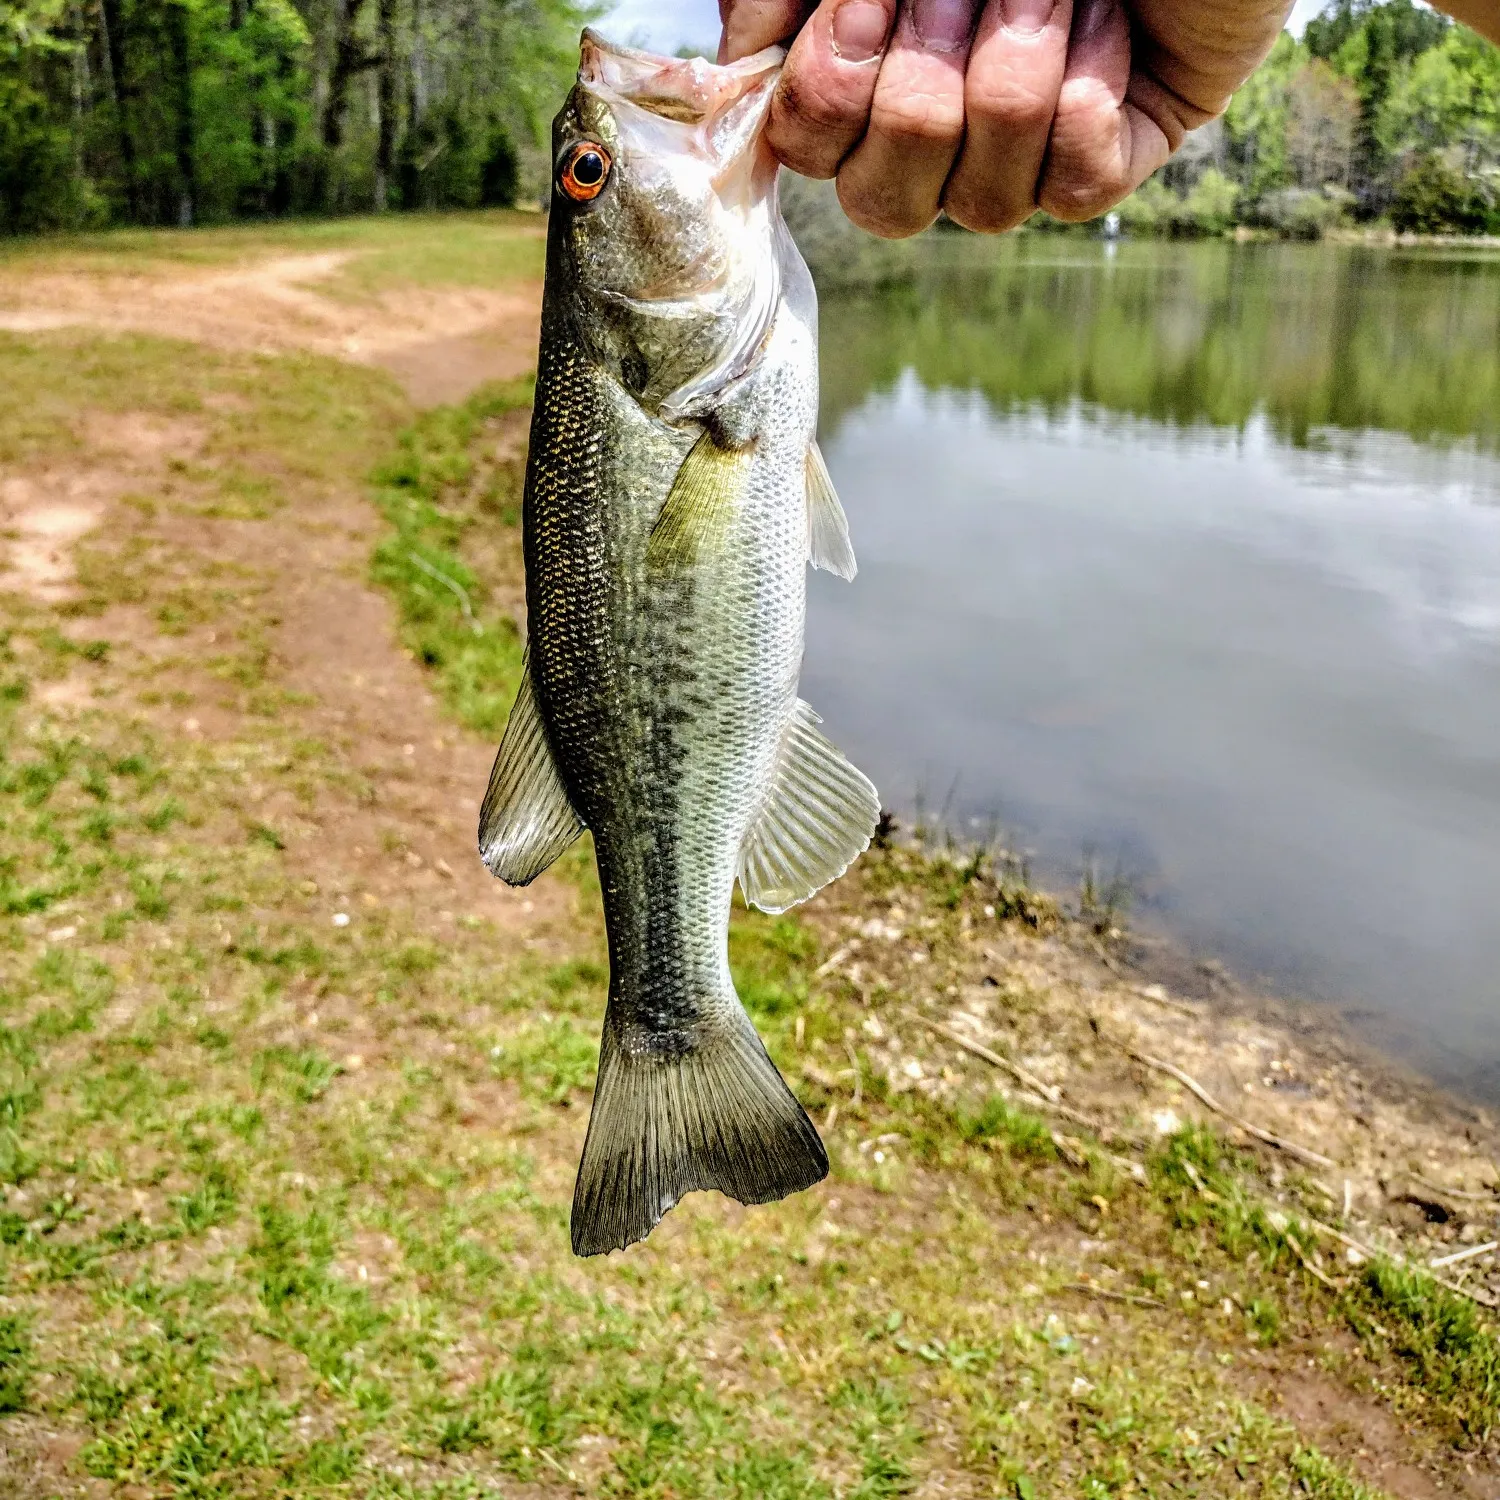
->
1000, 0, 1057, 35
911, 0, 976, 52
831, 0, 892, 61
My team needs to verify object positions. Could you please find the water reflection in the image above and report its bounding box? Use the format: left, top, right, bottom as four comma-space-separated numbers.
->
803, 239, 1500, 1097
818, 238, 1500, 451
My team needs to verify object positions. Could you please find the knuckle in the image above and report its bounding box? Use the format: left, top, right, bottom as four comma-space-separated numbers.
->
966, 81, 1056, 135
943, 188, 1031, 235
868, 90, 964, 150
775, 72, 863, 135
835, 176, 934, 240
1037, 175, 1125, 221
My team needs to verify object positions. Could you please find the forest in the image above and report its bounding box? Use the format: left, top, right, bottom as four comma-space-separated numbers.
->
0, 0, 1497, 236
1131, 0, 1500, 236
0, 0, 589, 232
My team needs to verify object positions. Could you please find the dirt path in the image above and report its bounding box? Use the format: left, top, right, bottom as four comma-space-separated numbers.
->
0, 246, 542, 406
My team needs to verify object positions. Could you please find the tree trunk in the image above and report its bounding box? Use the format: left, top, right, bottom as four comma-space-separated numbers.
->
97, 0, 139, 220
375, 0, 398, 209
70, 0, 91, 183
408, 0, 426, 124
322, 0, 371, 152
166, 0, 196, 225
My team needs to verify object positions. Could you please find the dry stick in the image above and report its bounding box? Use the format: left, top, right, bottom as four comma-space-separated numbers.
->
843, 1037, 863, 1109
1284, 1230, 1339, 1290
902, 1010, 1117, 1138
814, 943, 855, 980
1411, 1172, 1500, 1206
1298, 1215, 1499, 1311
905, 1010, 1059, 1101
1128, 1049, 1336, 1170
1061, 1282, 1167, 1311
1133, 985, 1203, 1019
1430, 1241, 1499, 1270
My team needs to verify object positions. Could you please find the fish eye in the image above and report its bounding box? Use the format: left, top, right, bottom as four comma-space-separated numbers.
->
560, 142, 611, 203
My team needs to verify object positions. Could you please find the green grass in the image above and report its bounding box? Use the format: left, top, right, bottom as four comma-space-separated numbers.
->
0, 209, 546, 289
368, 380, 532, 736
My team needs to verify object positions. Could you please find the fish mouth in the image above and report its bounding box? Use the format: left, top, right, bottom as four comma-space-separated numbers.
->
578, 29, 783, 133
573, 30, 786, 422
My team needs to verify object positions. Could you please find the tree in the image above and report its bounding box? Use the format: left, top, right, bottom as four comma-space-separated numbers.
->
0, 0, 588, 231
1287, 58, 1360, 187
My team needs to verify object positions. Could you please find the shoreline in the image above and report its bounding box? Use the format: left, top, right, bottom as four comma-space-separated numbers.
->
799, 834, 1500, 1291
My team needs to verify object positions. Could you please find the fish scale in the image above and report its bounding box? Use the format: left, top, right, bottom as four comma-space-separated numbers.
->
477, 30, 879, 1256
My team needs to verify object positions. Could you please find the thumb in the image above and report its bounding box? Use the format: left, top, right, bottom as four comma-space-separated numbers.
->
719, 0, 812, 62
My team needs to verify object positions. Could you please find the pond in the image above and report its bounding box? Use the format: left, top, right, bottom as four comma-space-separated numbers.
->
802, 235, 1500, 1099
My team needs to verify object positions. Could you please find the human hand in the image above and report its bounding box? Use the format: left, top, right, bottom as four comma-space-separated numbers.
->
720, 0, 1293, 237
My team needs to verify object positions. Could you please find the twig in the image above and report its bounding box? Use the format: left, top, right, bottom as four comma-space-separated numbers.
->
1061, 1282, 1167, 1311
408, 553, 482, 634
1285, 1230, 1339, 1289
1299, 1215, 1499, 1311
1019, 1091, 1118, 1138
1085, 936, 1126, 976
814, 943, 855, 979
1128, 1049, 1336, 1170
1134, 983, 1202, 1018
1412, 1172, 1500, 1206
905, 1010, 1060, 1102
843, 1037, 862, 1109
1430, 1241, 1499, 1270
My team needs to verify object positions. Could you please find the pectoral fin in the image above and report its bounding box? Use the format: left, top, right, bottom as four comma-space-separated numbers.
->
646, 430, 754, 572
738, 699, 879, 913
806, 441, 856, 581
478, 661, 584, 885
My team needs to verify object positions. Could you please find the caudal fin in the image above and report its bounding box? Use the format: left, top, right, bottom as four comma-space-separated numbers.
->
570, 1012, 827, 1257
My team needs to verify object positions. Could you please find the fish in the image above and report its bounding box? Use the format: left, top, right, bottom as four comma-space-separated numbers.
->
477, 30, 878, 1257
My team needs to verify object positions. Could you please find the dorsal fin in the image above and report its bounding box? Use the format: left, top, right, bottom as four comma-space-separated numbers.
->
737, 699, 878, 913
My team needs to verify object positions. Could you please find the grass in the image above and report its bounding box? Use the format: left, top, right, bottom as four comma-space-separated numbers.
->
0, 209, 546, 291
368, 379, 532, 737
0, 217, 1492, 1497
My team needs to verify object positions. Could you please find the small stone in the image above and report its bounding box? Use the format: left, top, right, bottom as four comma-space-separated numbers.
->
332, 912, 350, 927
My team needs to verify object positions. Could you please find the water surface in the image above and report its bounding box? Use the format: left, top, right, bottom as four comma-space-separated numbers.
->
802, 238, 1500, 1098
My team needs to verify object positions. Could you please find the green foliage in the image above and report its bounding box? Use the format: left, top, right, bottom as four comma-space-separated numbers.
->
1391, 150, 1497, 231
0, 1312, 32, 1412
1141, 2, 1496, 238
0, 0, 587, 232
1361, 1260, 1500, 1440
955, 1094, 1056, 1160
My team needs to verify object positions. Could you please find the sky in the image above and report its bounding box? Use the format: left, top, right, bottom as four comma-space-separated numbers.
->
598, 0, 1335, 56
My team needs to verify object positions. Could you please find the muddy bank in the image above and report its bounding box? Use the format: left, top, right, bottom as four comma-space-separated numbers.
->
799, 835, 1500, 1308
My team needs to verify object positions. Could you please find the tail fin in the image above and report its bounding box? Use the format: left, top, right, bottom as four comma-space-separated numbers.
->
570, 1011, 828, 1257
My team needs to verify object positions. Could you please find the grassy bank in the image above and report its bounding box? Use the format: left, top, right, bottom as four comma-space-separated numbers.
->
1, 219, 1498, 1498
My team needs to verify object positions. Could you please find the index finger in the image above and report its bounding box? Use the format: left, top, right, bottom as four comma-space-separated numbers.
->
720, 0, 813, 61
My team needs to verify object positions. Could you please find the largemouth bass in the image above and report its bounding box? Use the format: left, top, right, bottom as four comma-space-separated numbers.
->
478, 31, 878, 1257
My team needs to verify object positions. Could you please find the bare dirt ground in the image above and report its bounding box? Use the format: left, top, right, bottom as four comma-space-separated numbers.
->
0, 247, 542, 406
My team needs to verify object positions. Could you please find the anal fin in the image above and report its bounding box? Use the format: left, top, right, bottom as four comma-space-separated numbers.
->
478, 661, 584, 885
806, 441, 856, 581
738, 699, 879, 914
